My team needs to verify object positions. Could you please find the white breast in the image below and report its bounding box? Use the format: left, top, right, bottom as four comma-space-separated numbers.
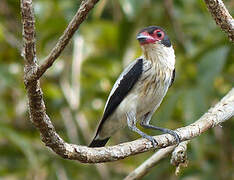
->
98, 44, 175, 139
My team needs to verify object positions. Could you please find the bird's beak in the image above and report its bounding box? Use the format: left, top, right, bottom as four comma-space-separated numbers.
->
137, 33, 155, 44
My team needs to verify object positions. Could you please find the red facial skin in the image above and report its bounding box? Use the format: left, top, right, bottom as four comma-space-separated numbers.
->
139, 29, 165, 45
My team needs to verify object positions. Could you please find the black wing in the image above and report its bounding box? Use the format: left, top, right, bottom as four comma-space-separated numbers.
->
169, 69, 175, 88
96, 58, 143, 134
89, 137, 110, 147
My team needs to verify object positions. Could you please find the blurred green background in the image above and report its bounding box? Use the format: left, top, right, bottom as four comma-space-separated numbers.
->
0, 0, 233, 179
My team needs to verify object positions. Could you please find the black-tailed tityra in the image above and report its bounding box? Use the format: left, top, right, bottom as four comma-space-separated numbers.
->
89, 26, 180, 148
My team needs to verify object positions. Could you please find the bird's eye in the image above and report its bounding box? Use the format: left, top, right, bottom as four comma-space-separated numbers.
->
156, 31, 162, 37
153, 30, 164, 39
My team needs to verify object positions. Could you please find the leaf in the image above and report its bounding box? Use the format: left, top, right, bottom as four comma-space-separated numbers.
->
197, 46, 229, 93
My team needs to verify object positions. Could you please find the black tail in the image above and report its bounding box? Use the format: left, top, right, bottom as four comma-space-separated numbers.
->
89, 137, 110, 147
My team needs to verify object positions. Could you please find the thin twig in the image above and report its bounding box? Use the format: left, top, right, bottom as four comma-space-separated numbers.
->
124, 145, 176, 180
34, 0, 99, 81
204, 0, 234, 42
124, 140, 190, 180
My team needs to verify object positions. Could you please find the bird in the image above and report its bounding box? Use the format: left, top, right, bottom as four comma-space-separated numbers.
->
89, 26, 180, 148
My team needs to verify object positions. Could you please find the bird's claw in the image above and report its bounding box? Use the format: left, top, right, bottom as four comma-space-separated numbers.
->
145, 135, 158, 148
170, 131, 180, 144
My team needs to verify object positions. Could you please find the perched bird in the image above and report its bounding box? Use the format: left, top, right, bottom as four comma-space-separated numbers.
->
89, 26, 180, 148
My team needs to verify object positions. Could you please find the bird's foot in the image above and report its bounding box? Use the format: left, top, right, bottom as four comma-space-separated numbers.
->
140, 123, 180, 145
166, 130, 180, 144
143, 134, 158, 148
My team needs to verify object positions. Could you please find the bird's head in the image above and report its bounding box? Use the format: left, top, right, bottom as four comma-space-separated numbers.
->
137, 26, 171, 48
137, 26, 175, 68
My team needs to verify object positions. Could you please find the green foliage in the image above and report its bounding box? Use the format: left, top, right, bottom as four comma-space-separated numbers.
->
0, 0, 233, 179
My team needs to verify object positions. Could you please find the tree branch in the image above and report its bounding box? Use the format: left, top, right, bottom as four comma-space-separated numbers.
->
170, 140, 189, 175
21, 0, 234, 164
34, 0, 99, 81
124, 140, 190, 180
20, 0, 36, 65
124, 145, 176, 180
204, 0, 234, 42
20, 0, 39, 87
24, 44, 234, 164
39, 88, 234, 163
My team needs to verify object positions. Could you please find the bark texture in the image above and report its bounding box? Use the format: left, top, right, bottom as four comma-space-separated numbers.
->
204, 0, 234, 41
28, 88, 233, 163
20, 0, 234, 164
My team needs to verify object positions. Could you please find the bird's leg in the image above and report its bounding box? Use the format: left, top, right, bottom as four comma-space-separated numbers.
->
126, 111, 157, 148
140, 113, 180, 144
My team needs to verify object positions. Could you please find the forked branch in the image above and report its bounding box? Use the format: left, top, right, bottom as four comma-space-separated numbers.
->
23, 0, 99, 82
20, 0, 234, 164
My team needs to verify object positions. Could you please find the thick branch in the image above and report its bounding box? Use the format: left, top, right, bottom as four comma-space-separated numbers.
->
24, 81, 234, 163
20, 0, 39, 86
34, 0, 99, 81
20, 0, 36, 65
21, 0, 234, 164
204, 0, 234, 42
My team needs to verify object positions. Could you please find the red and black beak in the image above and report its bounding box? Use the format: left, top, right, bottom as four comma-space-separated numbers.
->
136, 32, 155, 44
